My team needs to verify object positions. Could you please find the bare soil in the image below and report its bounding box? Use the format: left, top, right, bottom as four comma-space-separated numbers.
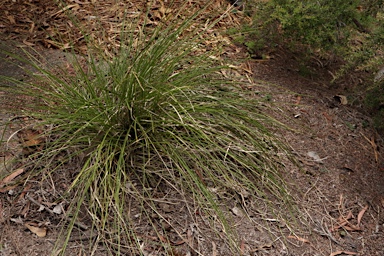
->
1, 1, 383, 255
249, 49, 384, 255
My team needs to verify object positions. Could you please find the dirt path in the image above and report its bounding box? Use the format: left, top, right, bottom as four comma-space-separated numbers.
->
249, 51, 384, 255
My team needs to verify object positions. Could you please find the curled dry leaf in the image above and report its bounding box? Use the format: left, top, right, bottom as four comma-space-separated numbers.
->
17, 129, 45, 155
331, 210, 363, 232
16, 183, 32, 202
357, 205, 368, 226
329, 250, 358, 256
294, 95, 301, 105
25, 223, 47, 237
240, 239, 245, 255
287, 235, 310, 244
307, 151, 323, 162
52, 204, 63, 214
334, 95, 348, 105
0, 168, 24, 192
0, 168, 24, 185
37, 205, 45, 212
7, 15, 15, 24
22, 39, 35, 46
10, 216, 24, 224
158, 202, 173, 213
212, 241, 217, 256
231, 206, 243, 217
251, 243, 273, 252
20, 201, 30, 218
0, 199, 3, 222
18, 129, 44, 147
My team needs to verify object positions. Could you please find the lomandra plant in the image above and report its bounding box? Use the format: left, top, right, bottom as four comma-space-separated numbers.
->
5, 4, 293, 255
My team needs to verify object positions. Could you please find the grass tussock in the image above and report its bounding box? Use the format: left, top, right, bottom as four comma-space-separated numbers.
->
2, 3, 295, 255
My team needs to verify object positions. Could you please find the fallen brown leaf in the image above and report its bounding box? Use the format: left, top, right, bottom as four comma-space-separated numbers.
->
18, 129, 43, 147
322, 112, 333, 122
331, 209, 364, 232
331, 211, 353, 231
16, 183, 32, 202
343, 224, 361, 231
250, 243, 273, 252
240, 239, 245, 255
0, 184, 17, 193
29, 22, 35, 33
0, 168, 24, 186
295, 95, 301, 105
0, 199, 3, 222
157, 234, 185, 247
194, 168, 205, 185
287, 235, 310, 244
357, 205, 368, 226
17, 129, 45, 155
43, 39, 71, 50
167, 249, 183, 256
171, 239, 185, 246
20, 201, 30, 218
22, 39, 35, 47
343, 211, 353, 221
330, 250, 358, 256
335, 95, 348, 105
7, 15, 15, 24
212, 241, 217, 256
25, 223, 47, 237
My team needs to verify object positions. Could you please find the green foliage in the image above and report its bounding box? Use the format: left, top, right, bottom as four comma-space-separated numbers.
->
242, 0, 383, 66
365, 81, 384, 132
240, 0, 384, 134
269, 0, 357, 49
227, 25, 266, 56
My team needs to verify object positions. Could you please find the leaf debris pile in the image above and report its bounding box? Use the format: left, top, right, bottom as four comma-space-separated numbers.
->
0, 0, 245, 55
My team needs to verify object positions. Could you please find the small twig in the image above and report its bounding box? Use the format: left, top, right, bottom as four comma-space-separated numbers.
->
360, 132, 379, 162
26, 194, 89, 230
9, 116, 35, 122
303, 177, 319, 199
67, 233, 99, 242
313, 220, 341, 246
352, 18, 371, 34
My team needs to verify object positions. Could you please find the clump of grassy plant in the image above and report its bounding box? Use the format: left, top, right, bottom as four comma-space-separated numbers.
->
3, 4, 295, 255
